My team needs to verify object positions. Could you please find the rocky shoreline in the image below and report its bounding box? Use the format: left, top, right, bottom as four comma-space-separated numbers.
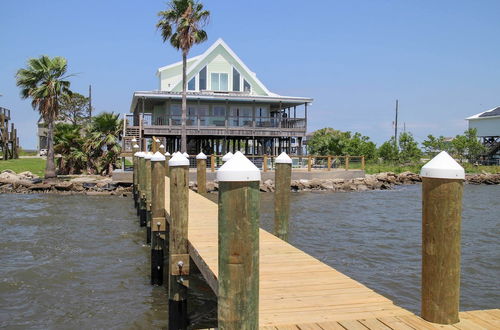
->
1, 170, 498, 195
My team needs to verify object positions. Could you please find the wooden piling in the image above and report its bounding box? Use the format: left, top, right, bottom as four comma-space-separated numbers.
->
168, 153, 190, 329
327, 156, 331, 171
159, 144, 165, 155
165, 152, 171, 178
307, 155, 312, 172
196, 152, 207, 194
151, 152, 166, 286
345, 156, 350, 170
145, 152, 153, 243
263, 154, 268, 172
132, 144, 140, 208
361, 156, 365, 171
217, 151, 260, 329
210, 154, 215, 172
139, 153, 147, 225
274, 152, 292, 241
420, 152, 464, 325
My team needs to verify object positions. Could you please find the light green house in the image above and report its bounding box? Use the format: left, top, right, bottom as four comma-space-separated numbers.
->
126, 38, 312, 156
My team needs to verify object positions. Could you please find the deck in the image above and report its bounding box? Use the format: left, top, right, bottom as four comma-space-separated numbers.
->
163, 177, 500, 329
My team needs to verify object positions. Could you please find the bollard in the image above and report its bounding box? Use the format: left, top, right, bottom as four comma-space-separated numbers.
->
145, 152, 153, 244
222, 151, 233, 163
168, 152, 190, 329
345, 156, 350, 170
274, 152, 292, 241
307, 155, 312, 172
151, 151, 166, 286
132, 144, 140, 208
196, 152, 207, 194
159, 144, 165, 155
420, 151, 464, 324
211, 154, 215, 172
217, 151, 260, 329
164, 151, 171, 178
138, 152, 147, 224
263, 154, 268, 172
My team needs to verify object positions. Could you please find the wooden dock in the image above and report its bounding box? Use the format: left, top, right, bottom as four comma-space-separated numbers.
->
163, 177, 499, 329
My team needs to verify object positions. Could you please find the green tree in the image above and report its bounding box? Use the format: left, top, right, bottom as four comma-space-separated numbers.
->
398, 132, 422, 163
85, 112, 123, 175
307, 128, 377, 159
451, 128, 486, 162
422, 134, 448, 156
16, 55, 72, 178
54, 123, 87, 174
59, 92, 90, 125
378, 137, 399, 162
157, 0, 210, 153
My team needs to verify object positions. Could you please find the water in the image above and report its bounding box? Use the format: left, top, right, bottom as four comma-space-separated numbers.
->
1, 184, 499, 328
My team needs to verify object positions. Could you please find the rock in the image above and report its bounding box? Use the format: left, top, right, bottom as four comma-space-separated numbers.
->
18, 171, 36, 178
299, 179, 310, 189
54, 181, 73, 191
320, 181, 334, 190
82, 182, 96, 189
309, 178, 323, 189
357, 184, 369, 191
206, 181, 217, 192
29, 183, 52, 191
100, 183, 117, 191
1, 169, 16, 174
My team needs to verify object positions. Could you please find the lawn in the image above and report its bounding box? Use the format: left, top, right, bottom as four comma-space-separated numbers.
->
0, 158, 46, 177
364, 162, 500, 175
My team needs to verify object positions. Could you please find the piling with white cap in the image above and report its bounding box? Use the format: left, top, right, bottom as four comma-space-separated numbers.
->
144, 152, 154, 243
132, 144, 140, 209
196, 152, 207, 193
150, 151, 166, 286
137, 152, 147, 225
217, 151, 260, 329
159, 144, 165, 154
420, 151, 464, 324
221, 151, 233, 162
274, 152, 293, 241
167, 151, 190, 328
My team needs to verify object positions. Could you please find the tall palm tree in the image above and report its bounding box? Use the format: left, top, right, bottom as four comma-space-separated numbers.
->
16, 56, 72, 178
157, 0, 210, 152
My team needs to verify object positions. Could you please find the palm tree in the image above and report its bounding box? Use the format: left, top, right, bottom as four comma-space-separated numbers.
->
157, 0, 210, 152
16, 56, 72, 178
54, 123, 87, 174
85, 112, 123, 175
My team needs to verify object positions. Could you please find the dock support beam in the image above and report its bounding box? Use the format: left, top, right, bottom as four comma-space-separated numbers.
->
151, 152, 166, 286
274, 152, 292, 241
420, 152, 464, 325
217, 151, 260, 329
196, 152, 207, 194
145, 153, 153, 244
168, 153, 190, 329
139, 154, 147, 224
132, 143, 140, 208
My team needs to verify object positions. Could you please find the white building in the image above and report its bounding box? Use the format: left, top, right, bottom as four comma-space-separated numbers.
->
466, 107, 500, 164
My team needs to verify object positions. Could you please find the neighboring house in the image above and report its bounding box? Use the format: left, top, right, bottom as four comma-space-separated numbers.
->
37, 117, 48, 154
125, 38, 312, 156
466, 107, 500, 164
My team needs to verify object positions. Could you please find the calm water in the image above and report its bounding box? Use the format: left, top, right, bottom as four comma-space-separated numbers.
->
1, 184, 499, 328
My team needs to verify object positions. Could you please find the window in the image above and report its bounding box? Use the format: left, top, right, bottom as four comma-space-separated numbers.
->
243, 79, 251, 92
232, 68, 240, 91
211, 73, 229, 91
170, 104, 181, 116
188, 77, 196, 90
213, 106, 226, 117
199, 66, 207, 90
188, 106, 197, 116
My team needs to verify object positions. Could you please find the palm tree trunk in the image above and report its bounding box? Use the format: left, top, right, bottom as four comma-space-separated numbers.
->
45, 120, 57, 179
181, 50, 188, 153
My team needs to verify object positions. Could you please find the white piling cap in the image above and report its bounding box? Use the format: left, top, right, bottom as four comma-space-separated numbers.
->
196, 152, 207, 160
182, 152, 189, 158
151, 151, 166, 161
132, 144, 140, 149
169, 152, 190, 166
133, 151, 141, 156
144, 152, 153, 160
136, 151, 146, 158
420, 151, 465, 179
155, 138, 160, 143
131, 137, 137, 142
275, 152, 292, 164
164, 151, 171, 156
217, 151, 261, 182
159, 144, 165, 149
173, 151, 181, 156
222, 152, 234, 162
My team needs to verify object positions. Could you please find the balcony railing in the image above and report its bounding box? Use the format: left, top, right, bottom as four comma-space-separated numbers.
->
136, 114, 305, 129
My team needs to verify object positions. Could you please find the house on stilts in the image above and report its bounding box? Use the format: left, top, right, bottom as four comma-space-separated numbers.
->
122, 38, 312, 157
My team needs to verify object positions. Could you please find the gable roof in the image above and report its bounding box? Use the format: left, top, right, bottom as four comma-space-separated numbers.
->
156, 55, 201, 77
467, 107, 500, 120
167, 38, 274, 96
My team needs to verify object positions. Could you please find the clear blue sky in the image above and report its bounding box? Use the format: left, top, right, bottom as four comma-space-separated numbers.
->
1, 0, 499, 149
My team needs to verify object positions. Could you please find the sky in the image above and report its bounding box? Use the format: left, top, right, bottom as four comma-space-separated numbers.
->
1, 0, 499, 149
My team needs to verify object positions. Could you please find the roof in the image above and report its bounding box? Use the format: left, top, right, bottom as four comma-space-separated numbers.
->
466, 107, 500, 120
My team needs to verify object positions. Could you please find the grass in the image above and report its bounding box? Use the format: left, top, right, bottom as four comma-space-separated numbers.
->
0, 158, 46, 177
364, 161, 500, 175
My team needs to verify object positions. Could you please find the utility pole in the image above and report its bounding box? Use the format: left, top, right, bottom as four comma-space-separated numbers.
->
88, 85, 92, 119
394, 99, 399, 149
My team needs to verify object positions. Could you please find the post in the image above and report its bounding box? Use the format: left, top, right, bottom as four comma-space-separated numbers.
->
159, 144, 165, 155
307, 155, 312, 172
327, 156, 331, 171
217, 151, 260, 329
139, 153, 147, 225
165, 152, 171, 178
132, 143, 140, 208
420, 151, 464, 324
263, 154, 268, 172
168, 153, 190, 329
196, 152, 207, 194
145, 152, 153, 244
211, 154, 215, 172
151, 151, 166, 286
274, 152, 292, 241
222, 151, 233, 163
361, 156, 365, 171
345, 156, 349, 170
